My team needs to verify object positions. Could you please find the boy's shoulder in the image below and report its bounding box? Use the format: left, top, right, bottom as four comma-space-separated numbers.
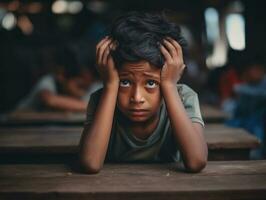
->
177, 84, 197, 97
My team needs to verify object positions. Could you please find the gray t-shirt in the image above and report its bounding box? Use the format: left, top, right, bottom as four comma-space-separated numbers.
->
85, 84, 204, 163
16, 74, 57, 111
16, 74, 103, 111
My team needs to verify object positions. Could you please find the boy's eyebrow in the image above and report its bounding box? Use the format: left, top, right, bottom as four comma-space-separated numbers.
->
143, 72, 160, 79
119, 72, 133, 76
119, 71, 160, 80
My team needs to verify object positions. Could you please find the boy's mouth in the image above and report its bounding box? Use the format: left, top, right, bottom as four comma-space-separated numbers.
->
129, 109, 149, 112
128, 109, 149, 117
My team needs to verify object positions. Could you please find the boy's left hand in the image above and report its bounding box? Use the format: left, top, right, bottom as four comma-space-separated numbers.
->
160, 37, 186, 86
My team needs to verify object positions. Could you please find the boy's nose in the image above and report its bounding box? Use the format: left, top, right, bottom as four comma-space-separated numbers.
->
130, 86, 145, 104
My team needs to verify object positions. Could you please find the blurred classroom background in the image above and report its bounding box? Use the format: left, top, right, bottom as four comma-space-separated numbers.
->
0, 1, 266, 198
0, 0, 265, 160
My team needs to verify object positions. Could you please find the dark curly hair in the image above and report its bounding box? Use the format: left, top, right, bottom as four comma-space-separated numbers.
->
109, 11, 187, 69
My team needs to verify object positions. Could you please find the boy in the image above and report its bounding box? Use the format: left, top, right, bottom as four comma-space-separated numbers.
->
79, 12, 207, 173
16, 46, 91, 112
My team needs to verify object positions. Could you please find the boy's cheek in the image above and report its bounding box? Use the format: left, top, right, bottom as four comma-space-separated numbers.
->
146, 89, 162, 102
118, 87, 129, 93
117, 93, 129, 108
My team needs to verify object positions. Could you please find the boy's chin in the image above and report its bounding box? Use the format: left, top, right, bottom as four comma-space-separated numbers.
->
128, 116, 149, 122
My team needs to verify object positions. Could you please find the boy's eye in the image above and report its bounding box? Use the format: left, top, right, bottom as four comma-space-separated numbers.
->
145, 80, 158, 88
119, 79, 131, 87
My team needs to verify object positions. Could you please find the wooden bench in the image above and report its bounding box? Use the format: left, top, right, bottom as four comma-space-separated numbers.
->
0, 160, 266, 200
0, 124, 260, 162
0, 104, 227, 126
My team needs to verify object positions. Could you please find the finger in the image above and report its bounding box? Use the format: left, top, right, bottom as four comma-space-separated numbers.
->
180, 64, 186, 76
160, 44, 172, 63
181, 64, 186, 71
96, 38, 110, 58
102, 44, 111, 66
96, 36, 108, 50
107, 54, 114, 68
166, 37, 184, 62
163, 39, 178, 59
109, 41, 117, 51
97, 39, 112, 66
113, 40, 118, 49
96, 37, 108, 65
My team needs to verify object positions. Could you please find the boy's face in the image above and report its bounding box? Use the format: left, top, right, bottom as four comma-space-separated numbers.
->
117, 61, 162, 122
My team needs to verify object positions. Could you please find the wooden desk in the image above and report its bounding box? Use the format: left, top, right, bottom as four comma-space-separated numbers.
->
0, 124, 260, 162
201, 104, 229, 123
205, 124, 260, 160
0, 161, 266, 200
0, 111, 86, 126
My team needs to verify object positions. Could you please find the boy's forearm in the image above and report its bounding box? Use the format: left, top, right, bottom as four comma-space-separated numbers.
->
40, 91, 87, 112
79, 83, 119, 173
161, 83, 207, 172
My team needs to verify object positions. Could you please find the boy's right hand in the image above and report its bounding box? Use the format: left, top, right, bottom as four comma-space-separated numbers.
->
96, 37, 119, 87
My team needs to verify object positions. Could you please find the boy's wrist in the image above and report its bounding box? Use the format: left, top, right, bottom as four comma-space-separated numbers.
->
104, 80, 119, 90
160, 81, 176, 90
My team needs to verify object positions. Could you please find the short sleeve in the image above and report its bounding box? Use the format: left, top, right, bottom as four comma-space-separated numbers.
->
178, 84, 205, 127
35, 75, 57, 94
15, 75, 57, 110
84, 89, 102, 126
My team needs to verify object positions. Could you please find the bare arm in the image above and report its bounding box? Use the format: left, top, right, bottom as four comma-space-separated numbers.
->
161, 84, 207, 172
79, 37, 119, 173
39, 90, 87, 112
160, 38, 207, 173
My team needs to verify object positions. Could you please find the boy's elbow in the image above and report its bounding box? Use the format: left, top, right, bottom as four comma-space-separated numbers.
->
186, 157, 207, 173
80, 157, 102, 174
40, 92, 57, 108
